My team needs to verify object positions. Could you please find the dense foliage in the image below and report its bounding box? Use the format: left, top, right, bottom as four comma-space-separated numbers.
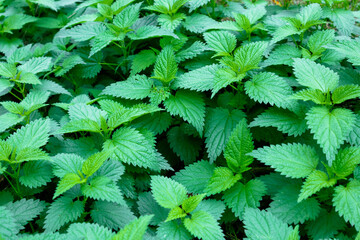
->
0, 0, 360, 239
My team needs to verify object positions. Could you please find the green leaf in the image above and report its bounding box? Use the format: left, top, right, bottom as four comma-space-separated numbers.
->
212, 68, 245, 98
204, 31, 237, 57
332, 147, 360, 178
89, 31, 117, 57
131, 111, 172, 135
113, 215, 153, 240
243, 208, 294, 240
81, 176, 126, 205
57, 22, 107, 42
137, 192, 169, 225
52, 154, 85, 178
5, 199, 46, 230
91, 201, 135, 231
151, 176, 188, 209
298, 170, 337, 202
157, 221, 192, 240
158, 13, 186, 31
347, 114, 360, 147
293, 58, 339, 92
19, 72, 41, 84
183, 14, 218, 33
175, 41, 208, 63
187, 0, 211, 12
269, 184, 321, 224
55, 55, 85, 77
332, 85, 360, 104
234, 41, 268, 74
2, 14, 37, 32
60, 119, 102, 134
249, 108, 307, 137
68, 103, 107, 124
184, 211, 224, 240
223, 179, 266, 219
182, 194, 206, 213
205, 108, 245, 162
271, 24, 300, 44
103, 127, 161, 170
333, 179, 360, 230
81, 151, 110, 177
325, 8, 355, 37
327, 39, 360, 66
165, 207, 187, 222
18, 57, 52, 75
262, 44, 301, 67
7, 118, 50, 150
0, 206, 18, 239
131, 50, 157, 75
128, 25, 178, 40
297, 3, 323, 25
291, 88, 326, 104
54, 173, 82, 199
19, 161, 53, 188
205, 167, 241, 195
307, 30, 335, 56
249, 143, 319, 178
0, 62, 16, 78
101, 75, 153, 100
307, 209, 346, 240
306, 106, 356, 163
44, 196, 85, 232
153, 46, 178, 83
0, 140, 12, 161
15, 147, 50, 163
67, 223, 115, 239
0, 113, 24, 133
113, 3, 141, 29
173, 160, 215, 194
164, 90, 205, 136
245, 72, 295, 109
172, 63, 218, 92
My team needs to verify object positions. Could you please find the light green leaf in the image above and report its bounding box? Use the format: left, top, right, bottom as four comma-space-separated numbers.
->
298, 170, 337, 202
7, 118, 50, 150
234, 41, 268, 74
15, 147, 50, 163
187, 0, 211, 12
54, 173, 82, 199
0, 140, 12, 161
52, 154, 85, 178
67, 223, 115, 239
306, 106, 356, 163
18, 57, 52, 75
223, 179, 266, 219
183, 211, 224, 240
164, 90, 205, 136
205, 167, 242, 195
60, 119, 102, 134
175, 41, 207, 62
326, 39, 360, 66
113, 3, 142, 29
291, 88, 326, 104
166, 207, 187, 222
204, 31, 237, 57
293, 58, 339, 92
131, 50, 157, 75
113, 215, 153, 240
332, 85, 360, 104
101, 75, 153, 100
182, 194, 206, 214
158, 13, 186, 31
128, 25, 178, 40
157, 221, 192, 240
0, 62, 16, 78
262, 44, 301, 67
212, 68, 245, 98
333, 179, 360, 230
307, 30, 335, 55
56, 22, 107, 42
0, 113, 25, 133
0, 206, 18, 239
249, 143, 319, 178
81, 176, 126, 205
151, 176, 188, 209
81, 151, 110, 177
245, 72, 295, 109
332, 147, 360, 178
153, 46, 178, 83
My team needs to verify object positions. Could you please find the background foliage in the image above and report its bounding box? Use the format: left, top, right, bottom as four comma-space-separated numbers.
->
0, 0, 360, 239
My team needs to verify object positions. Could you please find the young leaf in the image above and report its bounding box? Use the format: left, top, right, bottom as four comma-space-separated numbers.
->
54, 173, 82, 199
166, 207, 187, 222
113, 215, 153, 240
332, 85, 360, 104
183, 211, 225, 240
234, 41, 268, 74
204, 31, 237, 57
249, 143, 319, 178
113, 3, 142, 29
223, 179, 266, 219
153, 46, 178, 84
81, 151, 110, 177
307, 30, 335, 56
182, 194, 206, 213
204, 167, 242, 195
306, 106, 356, 163
224, 119, 254, 173
332, 147, 360, 178
298, 170, 337, 202
293, 58, 339, 92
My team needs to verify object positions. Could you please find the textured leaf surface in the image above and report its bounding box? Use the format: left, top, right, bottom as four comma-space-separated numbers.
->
306, 106, 356, 163
205, 167, 241, 195
249, 143, 319, 178
183, 211, 224, 240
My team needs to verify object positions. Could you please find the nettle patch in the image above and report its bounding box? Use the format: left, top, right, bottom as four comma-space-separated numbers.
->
0, 0, 360, 239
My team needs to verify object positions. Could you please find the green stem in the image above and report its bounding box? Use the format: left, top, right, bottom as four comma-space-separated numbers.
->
9, 91, 22, 101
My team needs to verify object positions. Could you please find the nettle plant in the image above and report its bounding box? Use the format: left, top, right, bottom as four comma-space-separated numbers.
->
0, 0, 360, 239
